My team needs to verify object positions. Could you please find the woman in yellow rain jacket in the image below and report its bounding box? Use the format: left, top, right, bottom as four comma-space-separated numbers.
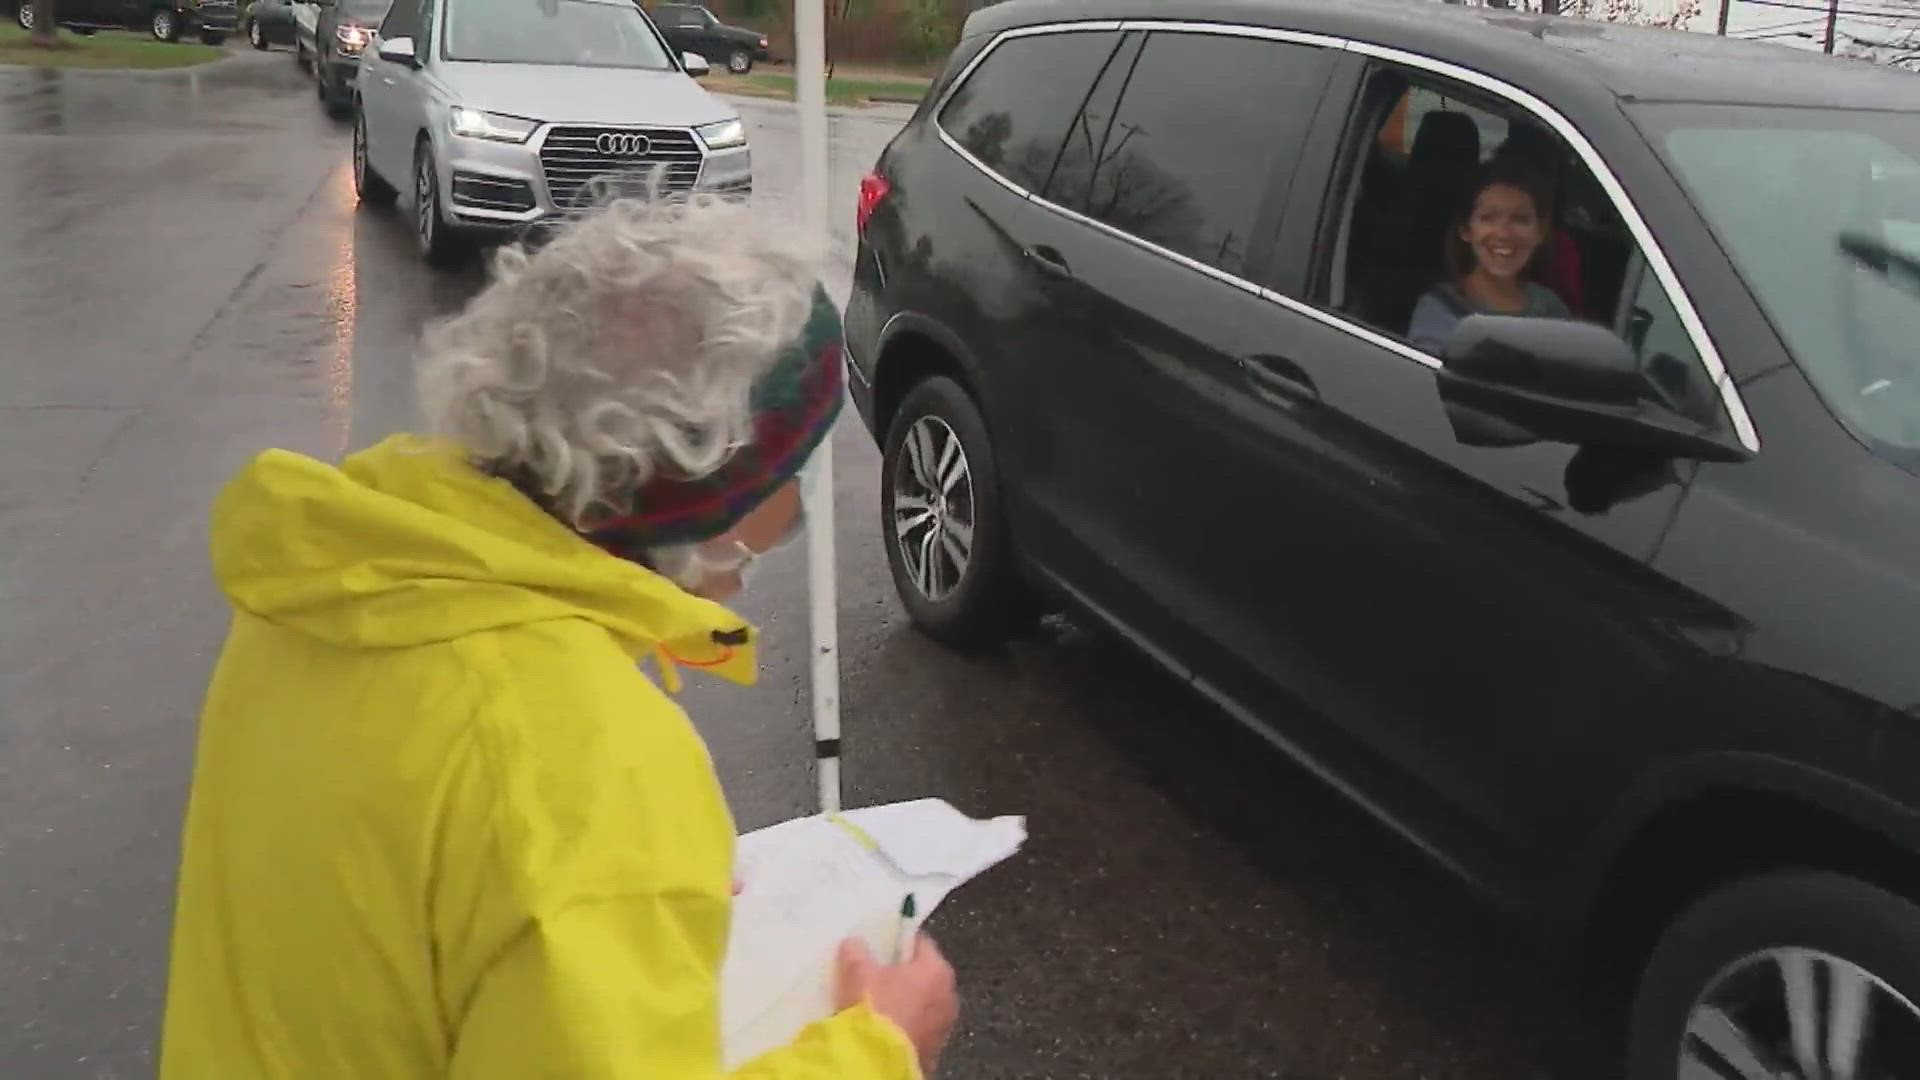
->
160, 195, 957, 1078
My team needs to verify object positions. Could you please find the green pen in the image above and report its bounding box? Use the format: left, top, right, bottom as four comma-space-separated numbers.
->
893, 893, 917, 964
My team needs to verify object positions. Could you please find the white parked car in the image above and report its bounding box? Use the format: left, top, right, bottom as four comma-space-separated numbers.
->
352, 0, 752, 264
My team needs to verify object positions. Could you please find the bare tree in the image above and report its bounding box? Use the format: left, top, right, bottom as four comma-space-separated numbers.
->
1831, 2, 1920, 67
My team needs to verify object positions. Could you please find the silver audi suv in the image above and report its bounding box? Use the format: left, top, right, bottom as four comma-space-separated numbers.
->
352, 0, 751, 265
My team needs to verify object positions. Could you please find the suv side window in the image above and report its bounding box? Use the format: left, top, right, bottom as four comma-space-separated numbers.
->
937, 30, 1124, 195
1319, 65, 1724, 428
1048, 31, 1336, 279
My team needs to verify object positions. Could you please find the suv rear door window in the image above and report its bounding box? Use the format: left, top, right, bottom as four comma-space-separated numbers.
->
936, 29, 1124, 194
1059, 31, 1336, 278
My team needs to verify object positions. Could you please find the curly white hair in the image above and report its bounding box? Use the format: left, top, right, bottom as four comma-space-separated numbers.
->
416, 193, 818, 577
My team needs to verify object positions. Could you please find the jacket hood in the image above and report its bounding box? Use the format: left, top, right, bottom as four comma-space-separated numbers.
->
209, 435, 754, 683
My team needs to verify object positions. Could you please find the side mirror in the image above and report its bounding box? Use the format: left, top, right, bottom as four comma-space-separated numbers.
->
377, 35, 417, 66
682, 51, 710, 77
1437, 314, 1749, 463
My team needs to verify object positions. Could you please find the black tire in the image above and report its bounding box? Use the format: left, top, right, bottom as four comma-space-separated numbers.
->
247, 18, 266, 49
413, 139, 466, 268
15, 1, 33, 31
199, 29, 223, 44
727, 47, 752, 74
1628, 871, 1920, 1079
151, 7, 178, 40
880, 376, 1035, 649
352, 109, 397, 206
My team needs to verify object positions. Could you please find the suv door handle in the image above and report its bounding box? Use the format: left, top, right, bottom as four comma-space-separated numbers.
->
1022, 244, 1072, 280
1240, 354, 1320, 405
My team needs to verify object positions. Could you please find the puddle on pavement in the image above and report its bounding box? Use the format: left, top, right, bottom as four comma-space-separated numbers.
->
0, 52, 307, 135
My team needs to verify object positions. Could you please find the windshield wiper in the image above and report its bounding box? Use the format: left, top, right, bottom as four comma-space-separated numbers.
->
1840, 229, 1920, 299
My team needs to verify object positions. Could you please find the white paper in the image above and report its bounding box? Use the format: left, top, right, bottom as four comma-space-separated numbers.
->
720, 799, 1026, 1069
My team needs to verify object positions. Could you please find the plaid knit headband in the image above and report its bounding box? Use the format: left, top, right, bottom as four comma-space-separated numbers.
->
582, 284, 845, 554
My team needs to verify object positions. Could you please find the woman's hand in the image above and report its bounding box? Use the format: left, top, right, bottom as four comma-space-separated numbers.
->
834, 935, 959, 1076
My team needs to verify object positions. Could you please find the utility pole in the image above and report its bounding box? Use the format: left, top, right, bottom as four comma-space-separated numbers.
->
1717, 0, 1731, 35
1824, 0, 1840, 52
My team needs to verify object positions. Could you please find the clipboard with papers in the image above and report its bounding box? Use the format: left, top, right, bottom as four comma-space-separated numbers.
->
720, 798, 1026, 1069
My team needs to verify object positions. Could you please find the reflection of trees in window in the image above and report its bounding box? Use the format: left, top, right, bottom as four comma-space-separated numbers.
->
959, 110, 1011, 169
958, 111, 1058, 192
1047, 115, 1207, 268
1080, 122, 1203, 264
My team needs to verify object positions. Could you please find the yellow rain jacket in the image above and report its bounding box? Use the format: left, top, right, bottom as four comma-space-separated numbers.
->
161, 435, 918, 1080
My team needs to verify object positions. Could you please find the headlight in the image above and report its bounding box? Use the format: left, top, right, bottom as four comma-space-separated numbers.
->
696, 118, 747, 151
449, 107, 537, 144
335, 24, 371, 51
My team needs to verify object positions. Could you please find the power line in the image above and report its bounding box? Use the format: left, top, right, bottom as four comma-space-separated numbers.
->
1735, 14, 1834, 33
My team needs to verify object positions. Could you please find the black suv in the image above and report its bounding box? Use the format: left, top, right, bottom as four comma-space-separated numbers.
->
13, 0, 234, 42
847, 0, 1920, 1075
653, 2, 767, 73
294, 0, 389, 116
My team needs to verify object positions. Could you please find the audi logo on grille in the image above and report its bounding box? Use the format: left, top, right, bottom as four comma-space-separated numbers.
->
594, 132, 654, 157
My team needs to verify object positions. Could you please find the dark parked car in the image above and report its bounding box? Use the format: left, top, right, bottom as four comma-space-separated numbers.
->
847, 0, 1920, 1075
242, 0, 295, 48
653, 2, 766, 73
293, 0, 388, 115
13, 0, 234, 41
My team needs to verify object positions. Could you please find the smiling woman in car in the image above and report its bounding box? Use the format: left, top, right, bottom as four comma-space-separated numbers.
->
1406, 156, 1571, 353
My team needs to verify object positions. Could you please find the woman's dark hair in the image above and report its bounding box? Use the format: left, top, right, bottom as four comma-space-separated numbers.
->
1444, 155, 1552, 281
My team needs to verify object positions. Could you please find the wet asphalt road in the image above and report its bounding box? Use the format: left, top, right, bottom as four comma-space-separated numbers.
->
1, 49, 1617, 1079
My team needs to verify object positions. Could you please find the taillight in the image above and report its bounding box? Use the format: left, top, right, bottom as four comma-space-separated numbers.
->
856, 173, 890, 236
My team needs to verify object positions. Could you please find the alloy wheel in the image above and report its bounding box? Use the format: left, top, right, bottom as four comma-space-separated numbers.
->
890, 416, 975, 603
16, 2, 33, 30
414, 149, 437, 254
248, 19, 261, 47
728, 49, 751, 73
152, 9, 172, 39
1681, 947, 1920, 1078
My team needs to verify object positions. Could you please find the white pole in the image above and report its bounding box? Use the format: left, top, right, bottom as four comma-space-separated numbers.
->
795, 0, 840, 814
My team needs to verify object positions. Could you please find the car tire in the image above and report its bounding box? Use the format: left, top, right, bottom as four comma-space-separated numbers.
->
1628, 871, 1920, 1079
352, 108, 397, 207
413, 139, 466, 268
880, 376, 1035, 649
15, 1, 33, 31
151, 8, 178, 40
199, 29, 223, 44
247, 18, 265, 48
727, 47, 752, 74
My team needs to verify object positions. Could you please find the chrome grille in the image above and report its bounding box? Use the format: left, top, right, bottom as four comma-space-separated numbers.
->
539, 126, 703, 211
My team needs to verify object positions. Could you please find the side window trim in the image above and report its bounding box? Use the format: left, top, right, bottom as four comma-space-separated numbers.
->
927, 20, 1759, 454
